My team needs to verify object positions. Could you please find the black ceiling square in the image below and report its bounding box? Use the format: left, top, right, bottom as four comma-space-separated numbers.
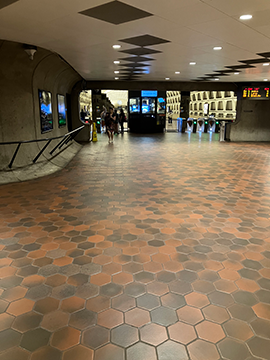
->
120, 34, 170, 47
257, 52, 270, 58
226, 64, 255, 69
239, 58, 270, 64
121, 76, 141, 80
120, 48, 162, 56
205, 73, 229, 77
0, 0, 19, 10
120, 63, 150, 67
120, 56, 155, 62
215, 73, 229, 77
79, 0, 152, 25
214, 69, 240, 73
120, 68, 145, 72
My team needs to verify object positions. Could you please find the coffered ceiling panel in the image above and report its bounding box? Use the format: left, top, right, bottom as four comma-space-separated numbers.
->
0, 0, 18, 10
1, 0, 270, 82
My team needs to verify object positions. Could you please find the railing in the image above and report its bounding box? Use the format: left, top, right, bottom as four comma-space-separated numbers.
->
0, 126, 85, 169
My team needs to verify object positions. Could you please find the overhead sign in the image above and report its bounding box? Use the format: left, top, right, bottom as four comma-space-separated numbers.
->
141, 90, 158, 97
242, 86, 270, 99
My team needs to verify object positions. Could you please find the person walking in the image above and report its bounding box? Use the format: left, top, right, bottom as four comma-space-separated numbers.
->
119, 108, 126, 134
105, 107, 116, 143
100, 106, 107, 132
113, 109, 119, 134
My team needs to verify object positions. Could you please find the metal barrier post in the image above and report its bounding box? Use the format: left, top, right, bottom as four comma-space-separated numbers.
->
8, 143, 21, 169
50, 137, 66, 155
33, 139, 52, 163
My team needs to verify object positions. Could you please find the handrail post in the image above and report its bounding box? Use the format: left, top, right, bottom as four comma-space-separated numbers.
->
8, 143, 21, 168
59, 135, 71, 149
49, 136, 67, 155
33, 139, 52, 163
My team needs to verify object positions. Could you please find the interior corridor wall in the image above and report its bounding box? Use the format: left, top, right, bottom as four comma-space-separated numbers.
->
0, 40, 84, 170
228, 90, 270, 141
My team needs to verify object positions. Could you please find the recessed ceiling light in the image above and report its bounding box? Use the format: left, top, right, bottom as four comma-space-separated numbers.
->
165, 78, 170, 80
214, 78, 220, 81
213, 47, 222, 50
115, 77, 119, 80
114, 71, 119, 74
264, 79, 268, 81
190, 62, 196, 65
234, 72, 240, 75
175, 71, 180, 74
114, 61, 120, 64
113, 45, 121, 49
240, 14, 252, 20
263, 63, 270, 66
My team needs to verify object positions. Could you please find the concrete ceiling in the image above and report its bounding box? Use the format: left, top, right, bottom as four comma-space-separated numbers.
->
1, 0, 270, 82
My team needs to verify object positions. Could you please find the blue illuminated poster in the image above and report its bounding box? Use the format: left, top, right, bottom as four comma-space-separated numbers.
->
141, 90, 158, 97
39, 90, 53, 133
57, 94, 66, 127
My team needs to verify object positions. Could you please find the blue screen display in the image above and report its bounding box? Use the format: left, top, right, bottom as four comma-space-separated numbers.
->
142, 105, 150, 113
158, 98, 165, 103
141, 90, 158, 97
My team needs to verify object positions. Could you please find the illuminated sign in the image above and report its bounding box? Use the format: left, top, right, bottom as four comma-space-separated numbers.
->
141, 90, 158, 97
242, 86, 270, 99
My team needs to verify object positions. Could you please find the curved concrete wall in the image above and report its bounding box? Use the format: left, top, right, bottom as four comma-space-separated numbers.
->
0, 40, 85, 175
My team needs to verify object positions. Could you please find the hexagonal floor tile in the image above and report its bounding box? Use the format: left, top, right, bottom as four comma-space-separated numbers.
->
177, 306, 203, 325
111, 324, 139, 347
196, 321, 225, 343
161, 293, 186, 309
223, 319, 253, 341
137, 294, 160, 310
151, 306, 178, 327
126, 342, 157, 360
51, 327, 80, 351
140, 323, 168, 346
63, 345, 94, 360
125, 308, 150, 328
97, 309, 123, 329
168, 321, 197, 345
82, 325, 110, 349
157, 340, 189, 360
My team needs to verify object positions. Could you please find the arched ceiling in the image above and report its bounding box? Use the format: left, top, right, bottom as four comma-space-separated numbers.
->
1, 0, 270, 82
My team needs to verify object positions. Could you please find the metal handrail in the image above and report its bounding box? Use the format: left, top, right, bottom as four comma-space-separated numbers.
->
0, 125, 85, 169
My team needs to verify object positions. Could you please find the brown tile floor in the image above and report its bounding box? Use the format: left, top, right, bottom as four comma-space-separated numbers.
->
0, 132, 270, 360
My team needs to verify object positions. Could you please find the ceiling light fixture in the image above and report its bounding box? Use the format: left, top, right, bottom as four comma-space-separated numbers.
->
234, 72, 240, 75
114, 61, 120, 64
115, 77, 119, 80
113, 45, 121, 49
165, 78, 170, 80
240, 14, 252, 20
263, 63, 270, 66
175, 71, 180, 74
114, 71, 119, 74
190, 62, 196, 65
213, 47, 222, 50
214, 78, 220, 81
23, 44, 37, 60
264, 79, 268, 81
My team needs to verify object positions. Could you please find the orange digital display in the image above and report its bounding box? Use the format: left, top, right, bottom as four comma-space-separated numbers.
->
243, 86, 270, 99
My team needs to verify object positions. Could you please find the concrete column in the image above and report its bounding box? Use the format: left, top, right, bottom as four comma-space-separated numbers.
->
180, 91, 190, 119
